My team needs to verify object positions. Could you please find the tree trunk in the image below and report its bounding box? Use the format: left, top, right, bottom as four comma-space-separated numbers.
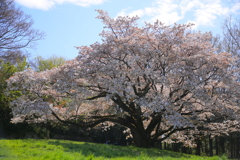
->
159, 142, 162, 150
204, 137, 208, 156
209, 135, 213, 156
230, 135, 234, 159
236, 135, 240, 159
130, 128, 152, 147
196, 138, 201, 156
189, 147, 192, 154
181, 146, 187, 153
215, 136, 219, 155
164, 142, 167, 150
220, 136, 225, 154
0, 121, 5, 138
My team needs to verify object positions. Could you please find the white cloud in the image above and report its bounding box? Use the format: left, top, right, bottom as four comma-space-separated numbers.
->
15, 0, 54, 10
15, 0, 107, 10
117, 1, 183, 25
117, 0, 240, 29
231, 2, 240, 14
128, 9, 145, 18
194, 0, 230, 26
63, 0, 106, 7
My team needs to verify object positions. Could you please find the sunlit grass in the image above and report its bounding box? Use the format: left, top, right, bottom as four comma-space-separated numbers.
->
0, 139, 226, 160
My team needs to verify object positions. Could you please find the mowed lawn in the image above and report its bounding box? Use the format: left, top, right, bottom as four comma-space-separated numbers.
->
0, 139, 226, 160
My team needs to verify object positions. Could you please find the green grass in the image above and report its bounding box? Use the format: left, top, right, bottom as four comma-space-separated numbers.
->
0, 139, 226, 160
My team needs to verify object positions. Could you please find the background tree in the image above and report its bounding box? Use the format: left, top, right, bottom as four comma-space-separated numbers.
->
184, 16, 240, 157
221, 16, 240, 56
0, 0, 44, 61
0, 59, 28, 137
32, 55, 66, 72
222, 16, 240, 159
7, 10, 240, 147
0, 0, 44, 137
213, 16, 240, 158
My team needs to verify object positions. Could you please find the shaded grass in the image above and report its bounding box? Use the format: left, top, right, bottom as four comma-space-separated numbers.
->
0, 139, 226, 160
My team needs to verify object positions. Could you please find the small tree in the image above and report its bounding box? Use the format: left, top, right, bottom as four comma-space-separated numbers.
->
7, 10, 240, 147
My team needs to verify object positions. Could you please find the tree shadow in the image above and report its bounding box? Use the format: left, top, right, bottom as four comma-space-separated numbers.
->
48, 140, 190, 159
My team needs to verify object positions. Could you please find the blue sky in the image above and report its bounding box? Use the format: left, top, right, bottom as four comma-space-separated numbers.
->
14, 0, 240, 60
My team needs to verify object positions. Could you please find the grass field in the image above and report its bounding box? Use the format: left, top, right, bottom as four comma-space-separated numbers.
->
0, 139, 227, 160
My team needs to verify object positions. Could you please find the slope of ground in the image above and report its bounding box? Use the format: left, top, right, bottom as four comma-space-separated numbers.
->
0, 139, 226, 160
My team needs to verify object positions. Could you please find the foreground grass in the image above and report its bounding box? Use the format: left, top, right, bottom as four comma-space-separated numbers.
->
0, 139, 226, 160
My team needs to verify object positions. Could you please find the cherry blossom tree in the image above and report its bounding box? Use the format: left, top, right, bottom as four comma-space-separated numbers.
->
7, 10, 240, 147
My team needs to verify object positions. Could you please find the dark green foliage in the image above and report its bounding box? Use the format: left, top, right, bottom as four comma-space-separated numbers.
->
0, 59, 28, 137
